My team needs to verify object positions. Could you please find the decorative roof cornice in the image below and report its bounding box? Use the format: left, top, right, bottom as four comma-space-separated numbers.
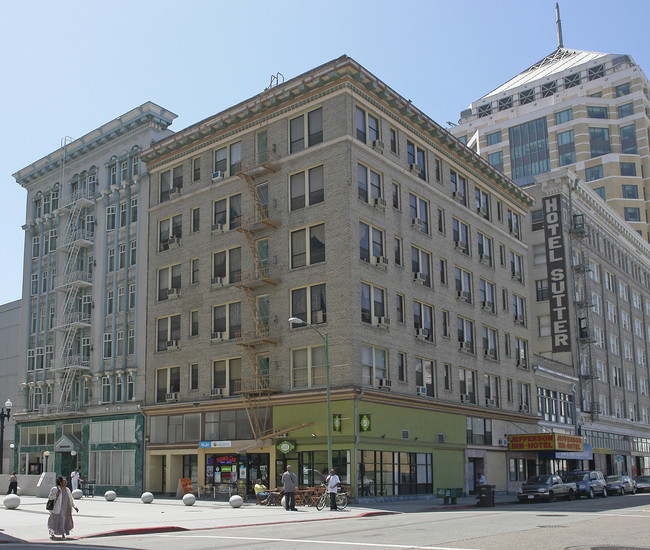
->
141, 55, 532, 209
13, 102, 177, 188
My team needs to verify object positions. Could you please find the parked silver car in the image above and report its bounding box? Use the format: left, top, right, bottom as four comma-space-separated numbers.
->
633, 475, 650, 493
606, 475, 636, 495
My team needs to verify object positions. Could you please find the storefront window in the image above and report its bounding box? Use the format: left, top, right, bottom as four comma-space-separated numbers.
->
357, 450, 431, 496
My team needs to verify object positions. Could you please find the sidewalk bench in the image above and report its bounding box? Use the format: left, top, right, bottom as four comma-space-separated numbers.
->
436, 487, 463, 504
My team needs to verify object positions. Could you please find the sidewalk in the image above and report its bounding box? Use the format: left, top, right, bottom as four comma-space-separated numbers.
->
0, 494, 511, 543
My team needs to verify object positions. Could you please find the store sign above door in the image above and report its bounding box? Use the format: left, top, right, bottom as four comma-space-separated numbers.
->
509, 433, 583, 452
199, 441, 232, 448
276, 440, 295, 454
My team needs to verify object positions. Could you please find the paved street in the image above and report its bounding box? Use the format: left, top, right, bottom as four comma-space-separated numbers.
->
2, 493, 650, 549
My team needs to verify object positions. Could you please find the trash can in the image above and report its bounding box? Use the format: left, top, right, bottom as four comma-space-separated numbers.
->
477, 484, 495, 507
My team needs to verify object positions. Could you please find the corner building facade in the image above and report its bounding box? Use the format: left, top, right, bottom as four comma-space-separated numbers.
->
141, 56, 538, 498
12, 104, 176, 496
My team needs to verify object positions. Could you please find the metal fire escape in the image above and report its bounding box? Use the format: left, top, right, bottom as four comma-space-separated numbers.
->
233, 147, 281, 439
54, 173, 95, 410
571, 213, 599, 421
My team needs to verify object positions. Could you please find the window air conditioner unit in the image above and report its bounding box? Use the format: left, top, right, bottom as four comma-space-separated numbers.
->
517, 358, 528, 368
212, 171, 226, 181
415, 328, 429, 340
210, 387, 224, 398
481, 301, 494, 311
409, 163, 421, 175
416, 386, 427, 396
167, 287, 181, 299
168, 236, 181, 248
459, 341, 472, 352
479, 253, 490, 264
515, 314, 525, 324
486, 398, 496, 407
478, 207, 488, 217
519, 404, 529, 413
378, 378, 392, 390
372, 140, 384, 152
372, 197, 387, 210
454, 240, 466, 252
452, 191, 465, 203
211, 276, 224, 288
169, 186, 181, 196
413, 272, 427, 284
411, 218, 424, 229
484, 349, 496, 359
457, 290, 470, 302
211, 223, 225, 235
166, 340, 180, 350
373, 255, 389, 267
460, 393, 471, 403
512, 271, 522, 281
314, 310, 325, 324
211, 331, 225, 342
165, 392, 178, 402
375, 316, 391, 329
498, 438, 508, 447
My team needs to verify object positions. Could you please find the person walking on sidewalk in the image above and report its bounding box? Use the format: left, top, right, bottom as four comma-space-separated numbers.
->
47, 476, 78, 540
7, 471, 18, 494
326, 469, 341, 511
281, 465, 298, 511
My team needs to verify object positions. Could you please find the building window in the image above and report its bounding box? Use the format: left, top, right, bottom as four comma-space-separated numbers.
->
409, 193, 429, 234
191, 258, 199, 285
157, 264, 182, 301
437, 207, 445, 234
477, 232, 493, 265
624, 208, 641, 222
192, 157, 201, 182
510, 251, 524, 282
512, 294, 526, 324
509, 117, 550, 182
212, 357, 242, 396
157, 314, 181, 351
290, 165, 324, 211
589, 127, 611, 157
457, 316, 474, 353
396, 293, 405, 324
558, 129, 575, 166
515, 337, 528, 368
189, 363, 199, 390
479, 278, 496, 313
616, 83, 631, 97
212, 246, 241, 285
291, 283, 326, 325
498, 96, 513, 111
212, 194, 241, 232
507, 209, 521, 239
407, 140, 426, 180
128, 284, 136, 310
440, 258, 448, 285
621, 164, 637, 178
588, 64, 604, 80
450, 170, 467, 206
394, 236, 403, 266
482, 326, 498, 360
620, 124, 637, 154
392, 182, 400, 210
415, 357, 435, 396
411, 246, 432, 287
442, 309, 450, 337
618, 103, 634, 119
488, 151, 503, 172
362, 344, 387, 387
459, 368, 477, 404
389, 128, 398, 154
292, 344, 326, 389
564, 73, 580, 88
452, 218, 470, 254
519, 89, 535, 104
191, 207, 200, 233
211, 301, 241, 340
158, 214, 182, 252
290, 223, 325, 268
213, 141, 242, 177
413, 301, 434, 342
358, 164, 382, 204
454, 266, 473, 303
536, 279, 549, 301
155, 366, 180, 402
587, 106, 608, 119
555, 109, 573, 125
361, 282, 386, 324
518, 382, 531, 412
103, 333, 112, 359
356, 106, 380, 144
477, 104, 492, 118
189, 309, 199, 337
541, 81, 557, 97
486, 131, 501, 146
397, 352, 406, 382
290, 107, 323, 153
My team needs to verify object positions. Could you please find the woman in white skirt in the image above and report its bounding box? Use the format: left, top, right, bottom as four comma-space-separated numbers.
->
47, 476, 78, 539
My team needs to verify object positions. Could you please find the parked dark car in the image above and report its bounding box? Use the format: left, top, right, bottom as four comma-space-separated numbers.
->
565, 470, 607, 498
634, 475, 650, 493
517, 474, 576, 503
606, 475, 636, 495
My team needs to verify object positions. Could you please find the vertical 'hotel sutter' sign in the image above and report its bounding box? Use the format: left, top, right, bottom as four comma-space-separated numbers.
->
543, 194, 571, 353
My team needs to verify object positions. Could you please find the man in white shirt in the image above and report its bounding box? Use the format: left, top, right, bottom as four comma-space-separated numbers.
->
70, 469, 80, 492
326, 469, 341, 511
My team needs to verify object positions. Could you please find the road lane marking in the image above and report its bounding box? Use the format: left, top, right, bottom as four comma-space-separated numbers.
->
156, 533, 482, 550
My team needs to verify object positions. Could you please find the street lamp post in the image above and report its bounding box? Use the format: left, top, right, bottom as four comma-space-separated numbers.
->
0, 399, 13, 474
288, 317, 332, 472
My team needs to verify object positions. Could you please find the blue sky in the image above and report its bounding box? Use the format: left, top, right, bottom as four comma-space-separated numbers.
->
1, 0, 648, 304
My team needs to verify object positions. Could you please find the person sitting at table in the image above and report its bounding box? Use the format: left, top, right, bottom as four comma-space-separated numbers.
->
254, 481, 270, 503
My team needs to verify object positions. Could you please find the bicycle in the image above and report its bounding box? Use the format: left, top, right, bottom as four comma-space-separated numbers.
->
315, 486, 348, 510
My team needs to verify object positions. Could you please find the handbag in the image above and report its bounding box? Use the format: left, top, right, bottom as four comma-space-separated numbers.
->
46, 489, 60, 511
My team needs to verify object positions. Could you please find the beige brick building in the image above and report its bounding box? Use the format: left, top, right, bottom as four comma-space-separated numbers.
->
140, 56, 545, 497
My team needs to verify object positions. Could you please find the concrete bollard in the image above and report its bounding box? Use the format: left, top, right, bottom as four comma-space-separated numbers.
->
72, 489, 83, 500
3, 494, 20, 509
229, 494, 243, 508
141, 492, 154, 504
182, 493, 196, 506
104, 490, 117, 501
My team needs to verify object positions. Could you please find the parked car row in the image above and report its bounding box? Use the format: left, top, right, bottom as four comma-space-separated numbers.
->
518, 470, 649, 503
